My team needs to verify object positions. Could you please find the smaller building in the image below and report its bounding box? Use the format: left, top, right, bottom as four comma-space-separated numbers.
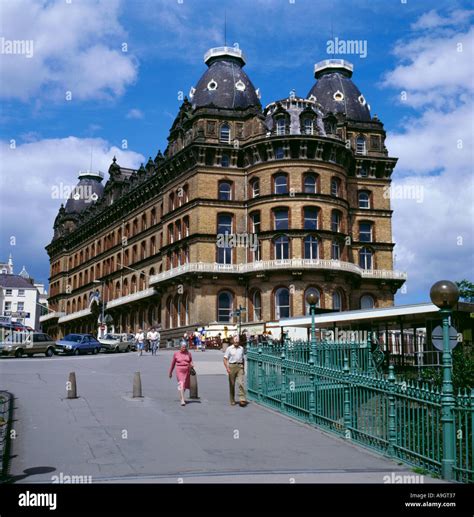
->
0, 259, 48, 330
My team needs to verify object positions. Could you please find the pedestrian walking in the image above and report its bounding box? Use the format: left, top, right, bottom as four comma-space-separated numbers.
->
135, 328, 145, 356
193, 328, 201, 351
223, 335, 248, 407
149, 327, 160, 355
169, 342, 194, 406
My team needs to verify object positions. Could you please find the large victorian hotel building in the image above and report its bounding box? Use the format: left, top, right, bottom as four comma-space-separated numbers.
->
40, 47, 406, 340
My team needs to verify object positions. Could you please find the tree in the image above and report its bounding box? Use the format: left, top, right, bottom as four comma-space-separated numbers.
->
455, 280, 474, 303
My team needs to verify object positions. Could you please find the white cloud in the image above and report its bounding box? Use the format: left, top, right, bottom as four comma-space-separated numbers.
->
382, 9, 474, 302
0, 137, 144, 273
126, 108, 144, 119
0, 0, 138, 101
411, 9, 473, 30
382, 28, 473, 105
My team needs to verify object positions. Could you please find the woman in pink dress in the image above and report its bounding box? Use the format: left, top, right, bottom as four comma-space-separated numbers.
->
168, 343, 194, 406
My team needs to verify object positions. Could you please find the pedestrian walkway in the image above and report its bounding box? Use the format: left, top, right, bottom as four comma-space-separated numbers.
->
0, 350, 443, 483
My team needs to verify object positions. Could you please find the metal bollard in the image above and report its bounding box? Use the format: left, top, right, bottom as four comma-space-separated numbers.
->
133, 372, 143, 398
67, 372, 77, 399
189, 371, 199, 399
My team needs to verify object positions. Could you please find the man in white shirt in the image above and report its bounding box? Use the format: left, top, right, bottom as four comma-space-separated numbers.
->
223, 335, 248, 407
148, 328, 160, 356
135, 329, 145, 356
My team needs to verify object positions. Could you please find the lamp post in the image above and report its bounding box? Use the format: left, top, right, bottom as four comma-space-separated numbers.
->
429, 280, 459, 481
306, 292, 318, 364
93, 280, 105, 337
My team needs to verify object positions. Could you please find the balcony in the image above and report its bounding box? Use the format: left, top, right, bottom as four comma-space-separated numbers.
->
149, 260, 407, 285
58, 308, 91, 324
106, 288, 157, 310
39, 311, 65, 323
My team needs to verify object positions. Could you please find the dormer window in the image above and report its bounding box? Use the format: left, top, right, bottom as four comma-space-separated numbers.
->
220, 123, 231, 143
333, 90, 344, 102
235, 80, 246, 91
207, 79, 218, 91
276, 118, 286, 136
356, 136, 367, 155
303, 118, 314, 135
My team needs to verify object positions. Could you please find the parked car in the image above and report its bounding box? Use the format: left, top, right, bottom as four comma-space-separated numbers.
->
1, 332, 56, 358
55, 334, 101, 355
99, 334, 132, 353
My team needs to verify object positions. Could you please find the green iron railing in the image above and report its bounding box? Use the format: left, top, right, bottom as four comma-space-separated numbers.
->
247, 340, 473, 483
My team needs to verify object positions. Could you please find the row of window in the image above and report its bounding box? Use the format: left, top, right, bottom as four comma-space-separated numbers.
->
214, 289, 375, 324
215, 232, 374, 267
218, 212, 374, 240
3, 289, 25, 297
3, 301, 25, 311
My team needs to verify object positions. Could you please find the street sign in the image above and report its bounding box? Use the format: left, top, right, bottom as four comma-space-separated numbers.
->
431, 325, 458, 351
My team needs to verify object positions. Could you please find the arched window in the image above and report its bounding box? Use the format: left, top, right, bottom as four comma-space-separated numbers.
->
331, 210, 341, 233
131, 275, 137, 293
303, 173, 317, 193
304, 287, 321, 314
217, 291, 233, 322
275, 287, 290, 319
151, 208, 157, 225
304, 235, 319, 259
252, 290, 262, 321
332, 290, 343, 311
115, 282, 121, 298
274, 235, 289, 260
276, 118, 286, 136
221, 154, 230, 167
359, 222, 373, 242
251, 178, 260, 198
166, 296, 173, 328
359, 247, 373, 269
331, 177, 341, 197
358, 191, 371, 209
176, 221, 182, 240
274, 173, 288, 194
217, 214, 233, 264
273, 208, 289, 230
220, 123, 230, 143
218, 181, 232, 200
356, 136, 366, 155
331, 240, 341, 260
360, 294, 375, 309
304, 207, 319, 230
183, 216, 190, 237
169, 193, 175, 211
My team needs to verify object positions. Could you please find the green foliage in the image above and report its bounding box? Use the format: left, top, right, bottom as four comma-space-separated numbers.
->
455, 279, 474, 302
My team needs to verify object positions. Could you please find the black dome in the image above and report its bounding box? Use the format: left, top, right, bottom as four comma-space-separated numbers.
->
307, 60, 371, 122
190, 47, 261, 110
64, 172, 104, 214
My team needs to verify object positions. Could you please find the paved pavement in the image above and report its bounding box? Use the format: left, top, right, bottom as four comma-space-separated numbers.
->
0, 349, 443, 483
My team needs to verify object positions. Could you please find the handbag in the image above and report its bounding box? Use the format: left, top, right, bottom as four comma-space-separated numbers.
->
190, 367, 196, 376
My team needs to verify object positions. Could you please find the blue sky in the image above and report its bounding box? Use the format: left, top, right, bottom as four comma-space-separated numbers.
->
0, 0, 473, 305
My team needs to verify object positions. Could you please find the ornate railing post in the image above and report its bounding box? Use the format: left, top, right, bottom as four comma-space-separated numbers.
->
440, 308, 455, 480
281, 343, 287, 411
387, 365, 397, 457
257, 345, 263, 402
343, 356, 352, 440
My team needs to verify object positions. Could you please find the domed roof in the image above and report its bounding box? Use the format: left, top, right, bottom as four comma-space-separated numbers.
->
64, 171, 104, 214
190, 47, 261, 110
307, 60, 371, 122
